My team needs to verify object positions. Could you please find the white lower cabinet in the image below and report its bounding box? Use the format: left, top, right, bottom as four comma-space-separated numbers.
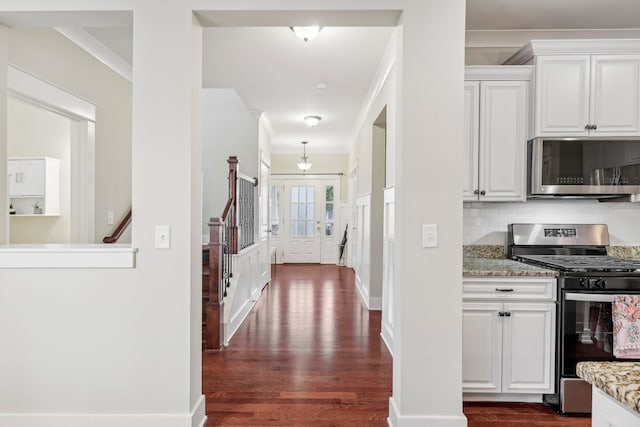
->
592, 387, 640, 427
463, 277, 556, 398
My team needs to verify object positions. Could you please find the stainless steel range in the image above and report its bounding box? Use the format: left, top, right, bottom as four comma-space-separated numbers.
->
507, 223, 640, 415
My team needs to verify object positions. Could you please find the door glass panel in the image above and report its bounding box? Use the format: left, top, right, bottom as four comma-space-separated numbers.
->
325, 185, 334, 236
290, 185, 314, 238
269, 185, 280, 237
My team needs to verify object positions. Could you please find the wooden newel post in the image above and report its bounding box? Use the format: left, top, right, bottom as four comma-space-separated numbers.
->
205, 217, 225, 351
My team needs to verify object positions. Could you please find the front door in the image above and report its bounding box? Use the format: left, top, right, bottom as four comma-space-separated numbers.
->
270, 176, 340, 264
284, 182, 322, 263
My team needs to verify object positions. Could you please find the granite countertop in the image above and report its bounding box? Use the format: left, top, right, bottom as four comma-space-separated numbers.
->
577, 361, 640, 413
463, 257, 558, 277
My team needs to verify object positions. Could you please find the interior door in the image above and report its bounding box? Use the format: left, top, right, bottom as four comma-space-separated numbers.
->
284, 181, 322, 263
258, 157, 271, 284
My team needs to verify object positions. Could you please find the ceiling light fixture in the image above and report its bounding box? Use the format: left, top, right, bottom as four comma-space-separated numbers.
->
297, 141, 312, 171
290, 26, 321, 42
304, 115, 322, 127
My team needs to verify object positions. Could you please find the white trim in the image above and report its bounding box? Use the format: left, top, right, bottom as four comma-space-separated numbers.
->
466, 29, 640, 49
380, 326, 393, 356
388, 397, 467, 427
505, 39, 640, 65
348, 29, 397, 153
8, 65, 96, 121
463, 393, 543, 403
54, 27, 133, 82
0, 244, 137, 269
0, 394, 206, 427
464, 65, 533, 81
225, 287, 260, 346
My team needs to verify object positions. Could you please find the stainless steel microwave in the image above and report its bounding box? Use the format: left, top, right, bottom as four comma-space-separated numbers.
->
528, 137, 640, 198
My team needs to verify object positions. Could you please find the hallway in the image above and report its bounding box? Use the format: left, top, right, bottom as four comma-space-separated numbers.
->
203, 264, 392, 426
202, 264, 591, 426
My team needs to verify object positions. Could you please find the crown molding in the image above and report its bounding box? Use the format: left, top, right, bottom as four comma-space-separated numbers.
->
55, 27, 132, 82
464, 65, 533, 81
504, 38, 640, 65
466, 29, 640, 49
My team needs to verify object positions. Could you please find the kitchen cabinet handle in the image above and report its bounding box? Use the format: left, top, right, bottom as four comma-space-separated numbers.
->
585, 124, 590, 130
474, 189, 479, 195
504, 311, 511, 317
495, 288, 514, 292
498, 311, 505, 317
592, 124, 597, 130
480, 190, 486, 196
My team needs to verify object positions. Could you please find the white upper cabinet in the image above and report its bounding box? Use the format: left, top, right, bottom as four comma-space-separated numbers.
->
8, 157, 60, 216
505, 40, 640, 138
535, 55, 591, 136
590, 55, 640, 136
464, 67, 531, 202
535, 55, 640, 137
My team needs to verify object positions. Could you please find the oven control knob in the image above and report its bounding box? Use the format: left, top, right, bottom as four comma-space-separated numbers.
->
579, 278, 588, 288
596, 278, 606, 289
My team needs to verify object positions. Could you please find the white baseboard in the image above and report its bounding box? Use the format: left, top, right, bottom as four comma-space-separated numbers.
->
380, 324, 394, 356
388, 397, 467, 427
355, 280, 382, 310
0, 394, 207, 427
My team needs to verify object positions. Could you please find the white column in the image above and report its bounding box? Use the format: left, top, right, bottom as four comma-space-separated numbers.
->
389, 1, 467, 426
131, 0, 204, 421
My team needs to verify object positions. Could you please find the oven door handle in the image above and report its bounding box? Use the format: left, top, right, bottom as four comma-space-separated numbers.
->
565, 292, 614, 303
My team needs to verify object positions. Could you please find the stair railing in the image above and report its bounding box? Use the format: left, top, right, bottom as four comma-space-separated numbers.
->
204, 156, 257, 351
102, 209, 132, 243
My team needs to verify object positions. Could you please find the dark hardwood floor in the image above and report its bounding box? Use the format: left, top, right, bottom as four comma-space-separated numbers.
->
203, 264, 591, 426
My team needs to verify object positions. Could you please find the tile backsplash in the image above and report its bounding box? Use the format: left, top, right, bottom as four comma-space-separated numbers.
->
463, 200, 640, 245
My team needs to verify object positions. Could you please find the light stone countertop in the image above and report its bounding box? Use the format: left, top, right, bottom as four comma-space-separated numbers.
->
463, 257, 558, 277
577, 361, 640, 413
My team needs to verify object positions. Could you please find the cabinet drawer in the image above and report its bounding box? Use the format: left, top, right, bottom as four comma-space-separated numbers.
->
463, 277, 556, 301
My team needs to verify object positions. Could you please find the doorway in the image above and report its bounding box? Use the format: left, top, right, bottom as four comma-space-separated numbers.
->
271, 176, 340, 264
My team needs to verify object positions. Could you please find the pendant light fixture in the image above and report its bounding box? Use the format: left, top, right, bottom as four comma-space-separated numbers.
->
297, 141, 312, 171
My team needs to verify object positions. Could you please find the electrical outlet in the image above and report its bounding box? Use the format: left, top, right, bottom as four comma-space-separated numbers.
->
107, 210, 114, 225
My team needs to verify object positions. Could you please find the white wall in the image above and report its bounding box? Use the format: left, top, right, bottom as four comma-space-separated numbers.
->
8, 26, 132, 244
270, 152, 348, 201
8, 97, 71, 243
0, 4, 204, 426
464, 200, 640, 245
202, 88, 259, 238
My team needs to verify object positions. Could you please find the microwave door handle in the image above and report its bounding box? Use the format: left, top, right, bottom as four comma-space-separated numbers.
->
565, 292, 615, 303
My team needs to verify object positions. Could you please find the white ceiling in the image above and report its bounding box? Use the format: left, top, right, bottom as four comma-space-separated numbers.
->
4, 2, 640, 154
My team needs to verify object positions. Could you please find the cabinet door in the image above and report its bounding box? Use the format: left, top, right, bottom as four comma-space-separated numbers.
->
7, 160, 20, 196
478, 81, 527, 201
590, 55, 640, 136
535, 56, 590, 136
463, 82, 480, 201
19, 159, 46, 196
462, 302, 502, 393
501, 302, 555, 394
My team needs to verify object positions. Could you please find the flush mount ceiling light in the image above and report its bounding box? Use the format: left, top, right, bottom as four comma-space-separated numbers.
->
297, 141, 312, 171
290, 26, 321, 42
304, 115, 322, 127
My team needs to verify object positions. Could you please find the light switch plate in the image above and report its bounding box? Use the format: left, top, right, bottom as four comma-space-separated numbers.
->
422, 224, 438, 248
107, 210, 114, 226
155, 225, 171, 249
